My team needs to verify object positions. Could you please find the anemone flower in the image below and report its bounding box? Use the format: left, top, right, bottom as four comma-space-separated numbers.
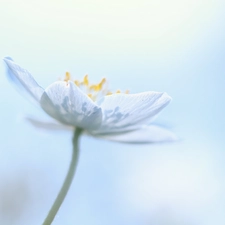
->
3, 57, 177, 225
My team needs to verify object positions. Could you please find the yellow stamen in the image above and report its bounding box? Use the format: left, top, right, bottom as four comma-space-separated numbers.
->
74, 80, 80, 86
98, 78, 106, 90
95, 84, 101, 91
89, 84, 97, 91
83, 74, 89, 86
61, 72, 129, 100
64, 72, 71, 82
106, 91, 112, 95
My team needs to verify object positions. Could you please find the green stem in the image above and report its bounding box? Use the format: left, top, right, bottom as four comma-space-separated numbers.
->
42, 127, 83, 225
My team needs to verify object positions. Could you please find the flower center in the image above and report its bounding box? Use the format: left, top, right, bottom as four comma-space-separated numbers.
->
63, 72, 129, 101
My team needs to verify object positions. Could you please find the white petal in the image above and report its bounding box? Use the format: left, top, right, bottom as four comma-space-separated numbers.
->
96, 92, 171, 134
26, 117, 73, 131
3, 57, 44, 103
40, 81, 102, 130
93, 125, 178, 144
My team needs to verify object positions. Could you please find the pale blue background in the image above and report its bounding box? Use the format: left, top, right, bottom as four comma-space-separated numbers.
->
0, 0, 225, 224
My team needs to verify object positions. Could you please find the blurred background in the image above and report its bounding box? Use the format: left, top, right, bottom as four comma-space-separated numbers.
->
0, 0, 225, 224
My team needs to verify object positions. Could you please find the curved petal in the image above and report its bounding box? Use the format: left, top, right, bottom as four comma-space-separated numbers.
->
93, 125, 178, 144
26, 117, 73, 131
3, 57, 44, 103
40, 81, 103, 130
96, 92, 171, 134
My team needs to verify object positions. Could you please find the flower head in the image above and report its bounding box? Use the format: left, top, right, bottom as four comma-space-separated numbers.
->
3, 57, 177, 143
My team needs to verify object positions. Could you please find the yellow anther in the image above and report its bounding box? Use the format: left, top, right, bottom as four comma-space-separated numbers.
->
83, 74, 89, 86
87, 93, 93, 98
74, 80, 80, 86
98, 78, 106, 89
101, 78, 106, 84
106, 91, 112, 95
125, 90, 129, 94
89, 84, 97, 91
95, 84, 101, 91
116, 90, 121, 94
64, 72, 71, 82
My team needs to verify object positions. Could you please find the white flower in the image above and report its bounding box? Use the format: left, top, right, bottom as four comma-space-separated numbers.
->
3, 57, 177, 143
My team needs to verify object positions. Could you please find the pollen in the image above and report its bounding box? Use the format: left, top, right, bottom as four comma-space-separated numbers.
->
87, 93, 93, 98
64, 72, 71, 82
63, 72, 129, 101
83, 75, 89, 86
106, 91, 112, 95
89, 84, 98, 91
99, 78, 106, 89
74, 80, 80, 86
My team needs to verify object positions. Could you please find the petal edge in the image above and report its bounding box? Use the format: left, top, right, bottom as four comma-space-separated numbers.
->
93, 125, 178, 144
3, 57, 44, 103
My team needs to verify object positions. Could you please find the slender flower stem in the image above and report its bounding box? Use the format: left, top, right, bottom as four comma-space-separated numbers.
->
42, 128, 83, 225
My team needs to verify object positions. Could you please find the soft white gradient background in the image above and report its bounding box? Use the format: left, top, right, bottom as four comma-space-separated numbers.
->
0, 0, 225, 224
